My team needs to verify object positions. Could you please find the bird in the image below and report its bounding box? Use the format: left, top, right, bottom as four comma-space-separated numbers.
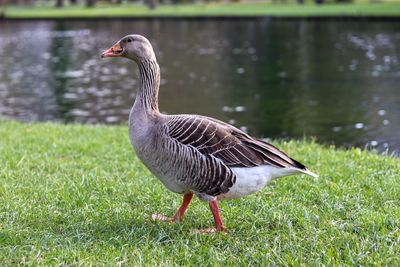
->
101, 34, 318, 234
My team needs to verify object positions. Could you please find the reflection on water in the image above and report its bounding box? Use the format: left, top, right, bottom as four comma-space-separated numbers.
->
0, 19, 399, 155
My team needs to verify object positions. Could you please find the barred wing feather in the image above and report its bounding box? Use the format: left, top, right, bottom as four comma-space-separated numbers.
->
166, 115, 307, 170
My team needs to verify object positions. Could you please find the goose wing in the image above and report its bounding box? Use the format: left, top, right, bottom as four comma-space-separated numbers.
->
165, 115, 307, 170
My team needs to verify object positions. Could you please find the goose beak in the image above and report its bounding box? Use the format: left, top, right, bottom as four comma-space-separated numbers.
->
101, 42, 124, 58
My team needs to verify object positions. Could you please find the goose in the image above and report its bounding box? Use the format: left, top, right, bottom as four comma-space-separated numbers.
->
101, 34, 318, 234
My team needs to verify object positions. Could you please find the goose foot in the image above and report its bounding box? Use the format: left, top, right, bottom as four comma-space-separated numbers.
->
151, 193, 194, 223
194, 227, 229, 235
151, 213, 174, 222
192, 199, 228, 234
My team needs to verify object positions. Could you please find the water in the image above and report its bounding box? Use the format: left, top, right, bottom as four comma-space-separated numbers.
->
0, 19, 399, 155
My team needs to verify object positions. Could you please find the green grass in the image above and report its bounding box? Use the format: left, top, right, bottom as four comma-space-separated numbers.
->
0, 120, 399, 265
3, 2, 400, 18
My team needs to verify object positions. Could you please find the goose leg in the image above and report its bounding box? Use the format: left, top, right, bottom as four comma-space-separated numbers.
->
152, 193, 193, 222
209, 200, 225, 231
195, 199, 228, 234
209, 199, 228, 233
171, 193, 193, 221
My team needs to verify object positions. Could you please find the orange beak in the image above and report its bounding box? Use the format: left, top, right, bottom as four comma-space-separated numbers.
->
101, 41, 124, 58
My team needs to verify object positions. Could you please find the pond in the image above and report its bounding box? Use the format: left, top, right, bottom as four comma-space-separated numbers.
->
0, 19, 399, 155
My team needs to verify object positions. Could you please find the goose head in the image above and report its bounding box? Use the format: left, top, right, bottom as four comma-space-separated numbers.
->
101, 34, 156, 62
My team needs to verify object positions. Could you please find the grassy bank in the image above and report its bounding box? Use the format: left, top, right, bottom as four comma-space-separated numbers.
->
2, 2, 400, 18
0, 120, 399, 265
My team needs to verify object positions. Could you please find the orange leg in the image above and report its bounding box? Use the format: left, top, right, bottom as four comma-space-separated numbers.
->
209, 199, 228, 233
171, 193, 193, 221
195, 199, 228, 234
152, 193, 193, 222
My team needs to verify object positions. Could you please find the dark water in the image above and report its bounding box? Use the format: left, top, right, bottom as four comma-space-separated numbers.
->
0, 19, 399, 155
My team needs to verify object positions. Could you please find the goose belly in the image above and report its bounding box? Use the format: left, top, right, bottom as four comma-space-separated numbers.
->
218, 165, 298, 200
134, 148, 191, 194
147, 162, 192, 194
131, 142, 192, 194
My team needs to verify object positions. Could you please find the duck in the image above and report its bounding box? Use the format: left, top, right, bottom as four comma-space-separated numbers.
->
101, 34, 318, 234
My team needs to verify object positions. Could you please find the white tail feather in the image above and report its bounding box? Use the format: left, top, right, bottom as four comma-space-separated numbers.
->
298, 168, 319, 178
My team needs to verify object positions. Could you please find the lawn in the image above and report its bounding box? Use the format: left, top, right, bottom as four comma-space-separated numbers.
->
2, 1, 400, 18
0, 120, 399, 265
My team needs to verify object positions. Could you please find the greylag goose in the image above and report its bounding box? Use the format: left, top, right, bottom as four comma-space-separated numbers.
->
101, 34, 318, 233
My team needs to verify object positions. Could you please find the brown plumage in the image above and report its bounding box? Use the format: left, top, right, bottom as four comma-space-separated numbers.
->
101, 34, 318, 234
167, 115, 307, 169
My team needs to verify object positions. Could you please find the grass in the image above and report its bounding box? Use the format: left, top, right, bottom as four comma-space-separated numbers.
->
2, 1, 400, 18
0, 120, 399, 265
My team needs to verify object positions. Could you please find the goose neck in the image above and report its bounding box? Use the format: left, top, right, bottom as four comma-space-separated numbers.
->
136, 59, 160, 114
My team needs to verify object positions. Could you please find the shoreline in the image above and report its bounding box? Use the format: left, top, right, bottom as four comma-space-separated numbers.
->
2, 15, 400, 21
2, 2, 400, 20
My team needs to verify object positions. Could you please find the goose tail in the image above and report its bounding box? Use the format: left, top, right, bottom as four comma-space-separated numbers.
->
298, 168, 319, 178
290, 158, 319, 178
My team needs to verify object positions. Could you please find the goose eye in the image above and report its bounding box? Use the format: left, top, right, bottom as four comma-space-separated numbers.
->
127, 38, 132, 43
